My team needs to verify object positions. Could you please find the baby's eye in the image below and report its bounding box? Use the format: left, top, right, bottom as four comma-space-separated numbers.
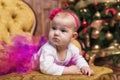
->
52, 26, 57, 30
61, 29, 67, 32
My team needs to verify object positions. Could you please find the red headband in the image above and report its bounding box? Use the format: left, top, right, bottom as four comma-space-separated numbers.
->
49, 8, 79, 28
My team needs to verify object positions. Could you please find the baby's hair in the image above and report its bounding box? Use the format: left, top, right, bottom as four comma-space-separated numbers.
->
49, 8, 80, 30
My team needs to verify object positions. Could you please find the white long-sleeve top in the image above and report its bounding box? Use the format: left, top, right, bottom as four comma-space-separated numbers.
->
35, 42, 89, 75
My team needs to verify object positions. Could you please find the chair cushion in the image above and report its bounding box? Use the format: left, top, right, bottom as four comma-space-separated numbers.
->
0, 0, 35, 44
0, 66, 113, 80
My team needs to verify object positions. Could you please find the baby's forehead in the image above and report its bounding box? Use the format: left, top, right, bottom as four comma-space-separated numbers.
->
53, 17, 74, 28
53, 13, 75, 26
56, 12, 73, 19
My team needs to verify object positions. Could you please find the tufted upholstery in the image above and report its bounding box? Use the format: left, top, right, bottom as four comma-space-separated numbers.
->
0, 66, 113, 80
0, 0, 35, 44
0, 0, 113, 80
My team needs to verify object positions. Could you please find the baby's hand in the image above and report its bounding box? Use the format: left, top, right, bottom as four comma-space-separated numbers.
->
63, 65, 82, 75
80, 67, 94, 76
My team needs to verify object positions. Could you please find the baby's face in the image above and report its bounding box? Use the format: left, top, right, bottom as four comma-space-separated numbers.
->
48, 15, 76, 47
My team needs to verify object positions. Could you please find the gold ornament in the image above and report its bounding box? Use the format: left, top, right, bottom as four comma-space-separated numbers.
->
116, 0, 120, 2
93, 45, 100, 50
106, 32, 113, 40
91, 29, 100, 39
94, 11, 101, 18
114, 12, 120, 21
92, 45, 101, 53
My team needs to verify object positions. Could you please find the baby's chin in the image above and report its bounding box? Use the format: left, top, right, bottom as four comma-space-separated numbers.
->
50, 41, 65, 47
49, 41, 60, 46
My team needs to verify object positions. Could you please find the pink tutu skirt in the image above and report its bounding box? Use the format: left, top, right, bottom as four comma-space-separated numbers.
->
0, 35, 47, 75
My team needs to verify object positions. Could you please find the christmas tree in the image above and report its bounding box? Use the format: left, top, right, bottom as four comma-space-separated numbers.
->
62, 0, 120, 66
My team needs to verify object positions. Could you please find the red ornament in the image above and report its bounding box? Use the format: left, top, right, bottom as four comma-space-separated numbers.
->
93, 2, 99, 7
82, 20, 88, 27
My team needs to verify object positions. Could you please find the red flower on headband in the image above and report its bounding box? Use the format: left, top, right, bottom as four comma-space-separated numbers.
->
49, 8, 63, 20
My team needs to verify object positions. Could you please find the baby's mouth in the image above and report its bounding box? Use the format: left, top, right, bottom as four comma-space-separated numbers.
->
53, 37, 59, 42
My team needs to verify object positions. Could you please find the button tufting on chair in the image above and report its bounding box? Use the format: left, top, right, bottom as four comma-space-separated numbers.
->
0, 0, 36, 44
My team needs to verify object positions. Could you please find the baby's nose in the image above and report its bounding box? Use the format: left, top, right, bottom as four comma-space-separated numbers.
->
54, 30, 60, 35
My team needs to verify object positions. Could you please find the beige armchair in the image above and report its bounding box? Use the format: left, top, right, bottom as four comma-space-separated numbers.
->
0, 0, 113, 80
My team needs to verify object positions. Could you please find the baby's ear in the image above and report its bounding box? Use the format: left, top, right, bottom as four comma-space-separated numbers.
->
72, 32, 78, 39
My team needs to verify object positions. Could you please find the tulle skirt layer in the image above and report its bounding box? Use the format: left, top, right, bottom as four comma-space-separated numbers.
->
0, 35, 47, 75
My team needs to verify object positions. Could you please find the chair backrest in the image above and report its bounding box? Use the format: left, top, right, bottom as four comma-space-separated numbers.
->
0, 0, 36, 44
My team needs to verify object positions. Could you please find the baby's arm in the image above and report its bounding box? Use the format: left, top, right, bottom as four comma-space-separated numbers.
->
75, 55, 94, 76
71, 45, 94, 76
63, 65, 82, 75
40, 53, 65, 75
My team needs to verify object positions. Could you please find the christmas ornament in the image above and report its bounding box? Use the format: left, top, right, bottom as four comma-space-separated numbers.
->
82, 19, 88, 27
93, 2, 99, 7
106, 31, 113, 40
114, 12, 120, 21
94, 11, 101, 18
91, 29, 100, 39
92, 44, 101, 53
93, 45, 100, 50
116, 0, 120, 2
